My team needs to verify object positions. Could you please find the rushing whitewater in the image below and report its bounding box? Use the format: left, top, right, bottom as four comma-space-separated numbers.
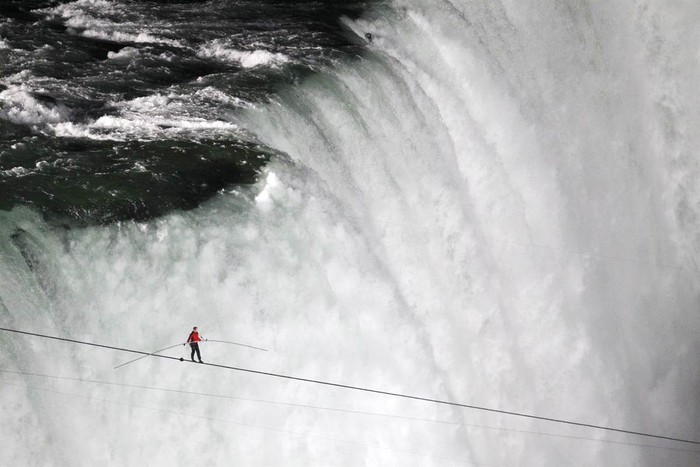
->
2, 0, 700, 466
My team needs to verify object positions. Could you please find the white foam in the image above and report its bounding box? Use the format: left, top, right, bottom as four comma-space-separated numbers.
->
1, 70, 32, 84
50, 91, 241, 140
198, 40, 290, 68
80, 28, 182, 47
194, 86, 253, 108
106, 46, 141, 60
1, 166, 30, 177
54, 115, 238, 141
38, 0, 122, 22
121, 93, 172, 111
39, 0, 182, 47
63, 13, 110, 30
0, 86, 71, 127
254, 171, 281, 210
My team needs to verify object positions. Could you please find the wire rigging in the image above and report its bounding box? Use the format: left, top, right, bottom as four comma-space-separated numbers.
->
113, 339, 267, 370
114, 342, 186, 369
0, 379, 484, 466
1, 326, 698, 447
2, 368, 698, 454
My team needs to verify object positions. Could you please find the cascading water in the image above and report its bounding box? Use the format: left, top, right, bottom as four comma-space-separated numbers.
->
1, 0, 699, 465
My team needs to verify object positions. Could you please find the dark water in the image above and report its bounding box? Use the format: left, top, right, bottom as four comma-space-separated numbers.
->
0, 0, 373, 224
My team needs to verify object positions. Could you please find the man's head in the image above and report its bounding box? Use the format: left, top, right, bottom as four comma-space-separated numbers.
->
193, 326, 198, 331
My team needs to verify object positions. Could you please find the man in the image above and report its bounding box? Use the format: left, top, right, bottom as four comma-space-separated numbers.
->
185, 326, 204, 363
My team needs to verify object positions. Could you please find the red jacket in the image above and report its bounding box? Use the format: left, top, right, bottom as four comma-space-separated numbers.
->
187, 331, 202, 343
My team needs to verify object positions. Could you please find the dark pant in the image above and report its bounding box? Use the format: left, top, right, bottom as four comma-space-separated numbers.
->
190, 343, 202, 362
